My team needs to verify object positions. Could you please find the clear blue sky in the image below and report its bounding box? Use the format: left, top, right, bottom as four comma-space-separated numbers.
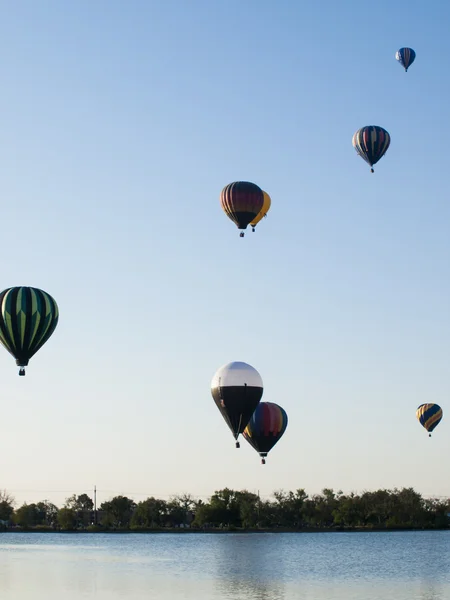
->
1, 0, 449, 507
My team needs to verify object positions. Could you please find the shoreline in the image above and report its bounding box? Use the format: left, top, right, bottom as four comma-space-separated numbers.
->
1, 526, 449, 534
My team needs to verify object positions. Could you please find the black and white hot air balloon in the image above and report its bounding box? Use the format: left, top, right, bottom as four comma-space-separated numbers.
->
211, 361, 263, 448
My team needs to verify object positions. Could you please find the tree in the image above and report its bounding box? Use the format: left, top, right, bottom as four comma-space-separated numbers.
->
172, 493, 196, 526
173, 493, 196, 512
13, 500, 59, 529
65, 493, 94, 512
14, 503, 40, 528
100, 496, 136, 529
424, 497, 450, 528
1, 486, 447, 532
333, 493, 364, 527
392, 487, 426, 528
165, 500, 185, 527
131, 497, 168, 529
165, 494, 197, 527
235, 491, 259, 528
64, 494, 94, 527
57, 508, 77, 530
192, 489, 259, 528
0, 490, 15, 522
312, 489, 341, 527
273, 489, 308, 527
192, 501, 214, 527
36, 501, 59, 527
207, 488, 241, 527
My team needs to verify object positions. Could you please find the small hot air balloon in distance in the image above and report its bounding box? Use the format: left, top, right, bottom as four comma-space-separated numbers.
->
416, 403, 443, 437
250, 191, 271, 233
352, 126, 391, 173
0, 286, 59, 375
395, 47, 416, 72
243, 402, 288, 464
220, 181, 265, 237
211, 361, 263, 448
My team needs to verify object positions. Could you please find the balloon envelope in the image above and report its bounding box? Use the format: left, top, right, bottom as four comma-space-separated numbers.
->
243, 401, 288, 459
396, 47, 416, 71
220, 182, 264, 231
416, 403, 443, 434
250, 191, 271, 229
0, 286, 59, 374
352, 126, 391, 172
211, 361, 263, 441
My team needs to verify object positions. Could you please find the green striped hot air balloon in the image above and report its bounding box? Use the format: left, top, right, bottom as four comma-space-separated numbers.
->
0, 286, 59, 375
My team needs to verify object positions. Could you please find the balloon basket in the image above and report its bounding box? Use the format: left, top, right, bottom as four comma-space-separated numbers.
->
235, 441, 240, 448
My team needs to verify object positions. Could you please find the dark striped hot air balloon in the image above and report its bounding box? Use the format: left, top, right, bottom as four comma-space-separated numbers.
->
395, 47, 416, 72
0, 286, 59, 375
243, 402, 288, 464
352, 126, 391, 173
211, 361, 263, 448
416, 404, 443, 437
220, 181, 264, 237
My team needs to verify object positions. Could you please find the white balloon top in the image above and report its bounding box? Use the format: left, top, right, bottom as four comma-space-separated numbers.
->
211, 361, 263, 389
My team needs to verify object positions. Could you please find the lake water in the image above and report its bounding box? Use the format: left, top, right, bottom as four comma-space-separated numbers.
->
0, 531, 449, 599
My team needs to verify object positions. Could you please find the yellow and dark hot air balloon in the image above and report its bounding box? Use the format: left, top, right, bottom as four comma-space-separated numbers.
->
416, 403, 443, 437
220, 181, 265, 237
0, 286, 59, 375
250, 191, 271, 232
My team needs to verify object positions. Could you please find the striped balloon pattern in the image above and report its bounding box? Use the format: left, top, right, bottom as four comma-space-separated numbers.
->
0, 286, 59, 374
243, 401, 288, 464
220, 181, 264, 235
395, 47, 416, 72
416, 403, 443, 437
352, 126, 391, 172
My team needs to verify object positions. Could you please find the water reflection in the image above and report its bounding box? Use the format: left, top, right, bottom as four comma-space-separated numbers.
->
419, 582, 446, 600
216, 577, 285, 600
212, 534, 285, 599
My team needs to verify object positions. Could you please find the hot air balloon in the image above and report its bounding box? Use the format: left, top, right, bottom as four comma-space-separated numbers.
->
211, 361, 263, 448
0, 286, 59, 375
416, 404, 443, 437
243, 402, 288, 464
250, 191, 271, 232
220, 181, 264, 237
352, 126, 391, 173
396, 47, 416, 72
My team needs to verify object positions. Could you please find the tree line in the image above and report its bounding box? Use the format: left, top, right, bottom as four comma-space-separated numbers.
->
0, 487, 448, 532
